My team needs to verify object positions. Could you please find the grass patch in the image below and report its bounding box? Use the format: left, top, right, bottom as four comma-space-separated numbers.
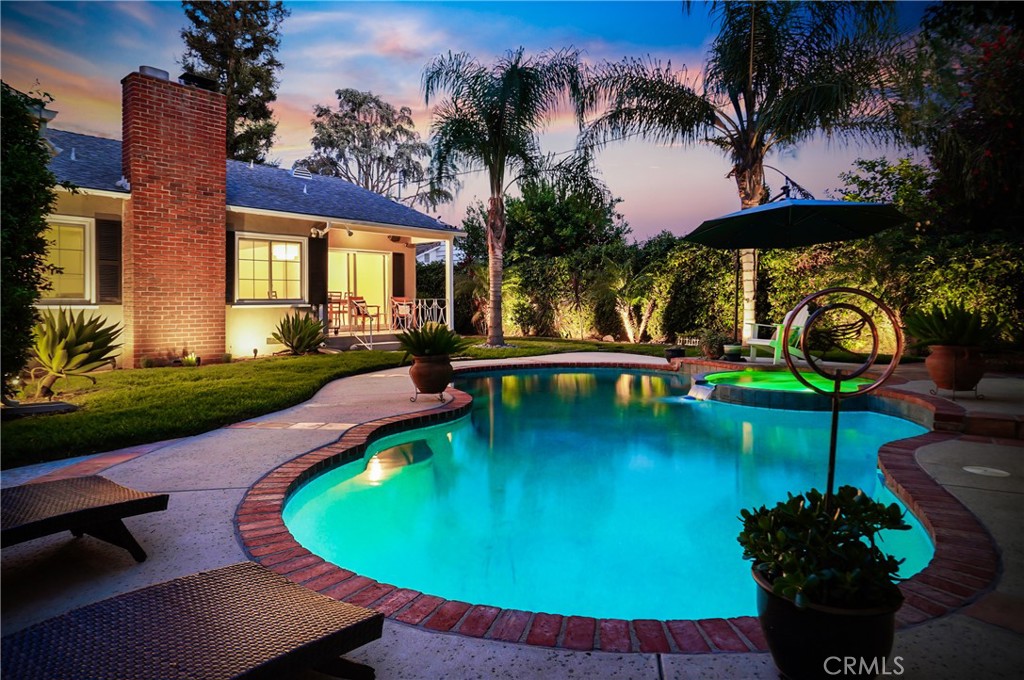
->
1, 339, 670, 469
2, 352, 404, 469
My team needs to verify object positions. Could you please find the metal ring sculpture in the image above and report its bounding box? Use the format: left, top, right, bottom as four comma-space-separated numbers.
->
779, 287, 904, 509
782, 287, 903, 396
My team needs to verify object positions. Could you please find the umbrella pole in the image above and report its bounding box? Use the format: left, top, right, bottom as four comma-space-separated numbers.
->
733, 250, 741, 342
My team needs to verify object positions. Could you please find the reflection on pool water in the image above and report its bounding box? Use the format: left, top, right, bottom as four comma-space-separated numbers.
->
705, 369, 872, 393
285, 369, 933, 620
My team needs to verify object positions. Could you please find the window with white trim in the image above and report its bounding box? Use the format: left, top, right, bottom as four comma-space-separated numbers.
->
235, 234, 305, 301
41, 216, 94, 303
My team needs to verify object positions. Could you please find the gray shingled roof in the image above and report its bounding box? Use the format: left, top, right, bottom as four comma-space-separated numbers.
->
47, 129, 127, 194
45, 128, 456, 234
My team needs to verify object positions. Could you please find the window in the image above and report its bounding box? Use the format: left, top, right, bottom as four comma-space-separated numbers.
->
41, 217, 93, 302
236, 234, 305, 301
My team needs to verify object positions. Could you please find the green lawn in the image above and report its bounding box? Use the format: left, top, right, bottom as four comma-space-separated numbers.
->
1, 337, 672, 469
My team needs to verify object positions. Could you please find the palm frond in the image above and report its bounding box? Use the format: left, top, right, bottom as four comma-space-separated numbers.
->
581, 58, 717, 149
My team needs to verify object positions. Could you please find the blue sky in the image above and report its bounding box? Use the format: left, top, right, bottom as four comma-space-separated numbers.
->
1, 1, 929, 239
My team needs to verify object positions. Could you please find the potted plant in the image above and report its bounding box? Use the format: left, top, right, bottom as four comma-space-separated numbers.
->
903, 302, 1001, 391
722, 342, 743, 361
696, 328, 728, 359
396, 323, 472, 397
737, 486, 910, 680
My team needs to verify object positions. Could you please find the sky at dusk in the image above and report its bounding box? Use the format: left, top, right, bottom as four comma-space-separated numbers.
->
1, 1, 929, 240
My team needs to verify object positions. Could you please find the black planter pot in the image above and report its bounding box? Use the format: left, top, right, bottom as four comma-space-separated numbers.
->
753, 570, 901, 680
664, 347, 687, 361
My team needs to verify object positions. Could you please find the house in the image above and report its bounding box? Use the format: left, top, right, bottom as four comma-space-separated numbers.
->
415, 241, 465, 266
40, 66, 462, 367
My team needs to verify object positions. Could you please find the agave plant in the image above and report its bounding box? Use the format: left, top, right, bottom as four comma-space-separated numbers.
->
396, 322, 472, 362
31, 309, 123, 399
903, 302, 1002, 348
271, 312, 326, 355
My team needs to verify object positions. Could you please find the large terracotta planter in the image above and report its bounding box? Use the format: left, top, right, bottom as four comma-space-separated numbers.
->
925, 345, 986, 391
753, 570, 901, 680
409, 354, 453, 395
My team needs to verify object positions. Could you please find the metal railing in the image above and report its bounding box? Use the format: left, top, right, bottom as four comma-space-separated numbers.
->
414, 298, 449, 328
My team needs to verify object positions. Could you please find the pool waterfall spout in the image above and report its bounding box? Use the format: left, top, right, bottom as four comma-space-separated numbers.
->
686, 381, 716, 401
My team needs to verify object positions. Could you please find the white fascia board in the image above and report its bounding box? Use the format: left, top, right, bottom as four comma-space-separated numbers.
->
226, 204, 466, 239
56, 185, 129, 200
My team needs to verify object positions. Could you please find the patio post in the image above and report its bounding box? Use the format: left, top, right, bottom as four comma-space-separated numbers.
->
444, 239, 455, 330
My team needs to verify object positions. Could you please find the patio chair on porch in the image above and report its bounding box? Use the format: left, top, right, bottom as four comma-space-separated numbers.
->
349, 297, 382, 334
327, 291, 347, 335
0, 561, 384, 680
391, 297, 417, 330
746, 306, 811, 364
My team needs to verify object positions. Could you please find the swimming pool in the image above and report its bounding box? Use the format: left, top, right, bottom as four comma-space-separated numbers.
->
284, 368, 933, 620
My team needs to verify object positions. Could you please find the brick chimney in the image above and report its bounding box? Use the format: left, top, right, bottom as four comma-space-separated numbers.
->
121, 67, 227, 367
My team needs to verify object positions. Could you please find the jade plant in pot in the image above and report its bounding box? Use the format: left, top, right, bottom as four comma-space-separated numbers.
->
903, 301, 1001, 392
738, 486, 910, 680
396, 323, 472, 398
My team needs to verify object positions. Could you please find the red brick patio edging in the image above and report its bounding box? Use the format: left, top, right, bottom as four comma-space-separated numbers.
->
236, 362, 1002, 653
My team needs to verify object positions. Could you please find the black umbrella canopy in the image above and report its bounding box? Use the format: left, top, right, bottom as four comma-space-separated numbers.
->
684, 199, 907, 250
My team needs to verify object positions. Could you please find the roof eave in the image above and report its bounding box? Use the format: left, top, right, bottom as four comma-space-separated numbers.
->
226, 204, 466, 239
55, 185, 129, 200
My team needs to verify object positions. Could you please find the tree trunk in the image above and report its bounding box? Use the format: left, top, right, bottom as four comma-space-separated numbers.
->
616, 302, 637, 344
636, 298, 657, 343
733, 162, 765, 343
486, 195, 506, 346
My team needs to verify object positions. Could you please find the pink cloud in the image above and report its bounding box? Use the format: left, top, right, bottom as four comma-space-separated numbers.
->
111, 1, 161, 28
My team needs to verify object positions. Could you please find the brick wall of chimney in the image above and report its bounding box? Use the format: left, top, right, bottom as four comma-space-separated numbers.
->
121, 72, 226, 367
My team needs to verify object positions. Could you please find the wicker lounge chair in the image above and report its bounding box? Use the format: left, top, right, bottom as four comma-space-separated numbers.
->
1, 475, 169, 562
1, 561, 384, 680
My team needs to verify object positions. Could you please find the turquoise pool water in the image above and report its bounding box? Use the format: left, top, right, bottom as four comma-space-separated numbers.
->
285, 369, 933, 620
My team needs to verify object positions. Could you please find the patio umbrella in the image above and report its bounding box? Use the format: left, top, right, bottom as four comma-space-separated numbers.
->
684, 199, 907, 249
683, 199, 907, 341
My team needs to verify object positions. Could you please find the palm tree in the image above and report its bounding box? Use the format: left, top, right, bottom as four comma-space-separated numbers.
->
423, 48, 584, 346
600, 257, 657, 344
584, 2, 901, 340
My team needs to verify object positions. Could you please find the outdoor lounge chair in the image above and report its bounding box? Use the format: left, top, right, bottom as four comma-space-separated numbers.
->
1, 475, 169, 562
0, 561, 384, 680
746, 306, 810, 364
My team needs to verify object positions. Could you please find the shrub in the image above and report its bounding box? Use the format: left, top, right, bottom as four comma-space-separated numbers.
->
903, 302, 1003, 348
1, 84, 67, 400
271, 312, 326, 355
30, 309, 122, 398
696, 328, 729, 358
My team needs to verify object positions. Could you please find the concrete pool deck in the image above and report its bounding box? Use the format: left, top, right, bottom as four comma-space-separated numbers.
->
2, 352, 1022, 679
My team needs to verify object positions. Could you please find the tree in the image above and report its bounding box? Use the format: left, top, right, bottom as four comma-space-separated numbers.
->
584, 1, 902, 340
423, 47, 585, 346
299, 89, 453, 209
504, 159, 629, 265
1, 84, 63, 400
899, 3, 1024, 234
600, 255, 657, 344
180, 1, 289, 163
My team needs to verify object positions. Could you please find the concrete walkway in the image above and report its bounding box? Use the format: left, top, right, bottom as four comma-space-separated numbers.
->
2, 353, 1021, 679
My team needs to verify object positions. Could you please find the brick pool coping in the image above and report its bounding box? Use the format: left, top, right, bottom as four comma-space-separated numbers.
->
236, 361, 1003, 654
